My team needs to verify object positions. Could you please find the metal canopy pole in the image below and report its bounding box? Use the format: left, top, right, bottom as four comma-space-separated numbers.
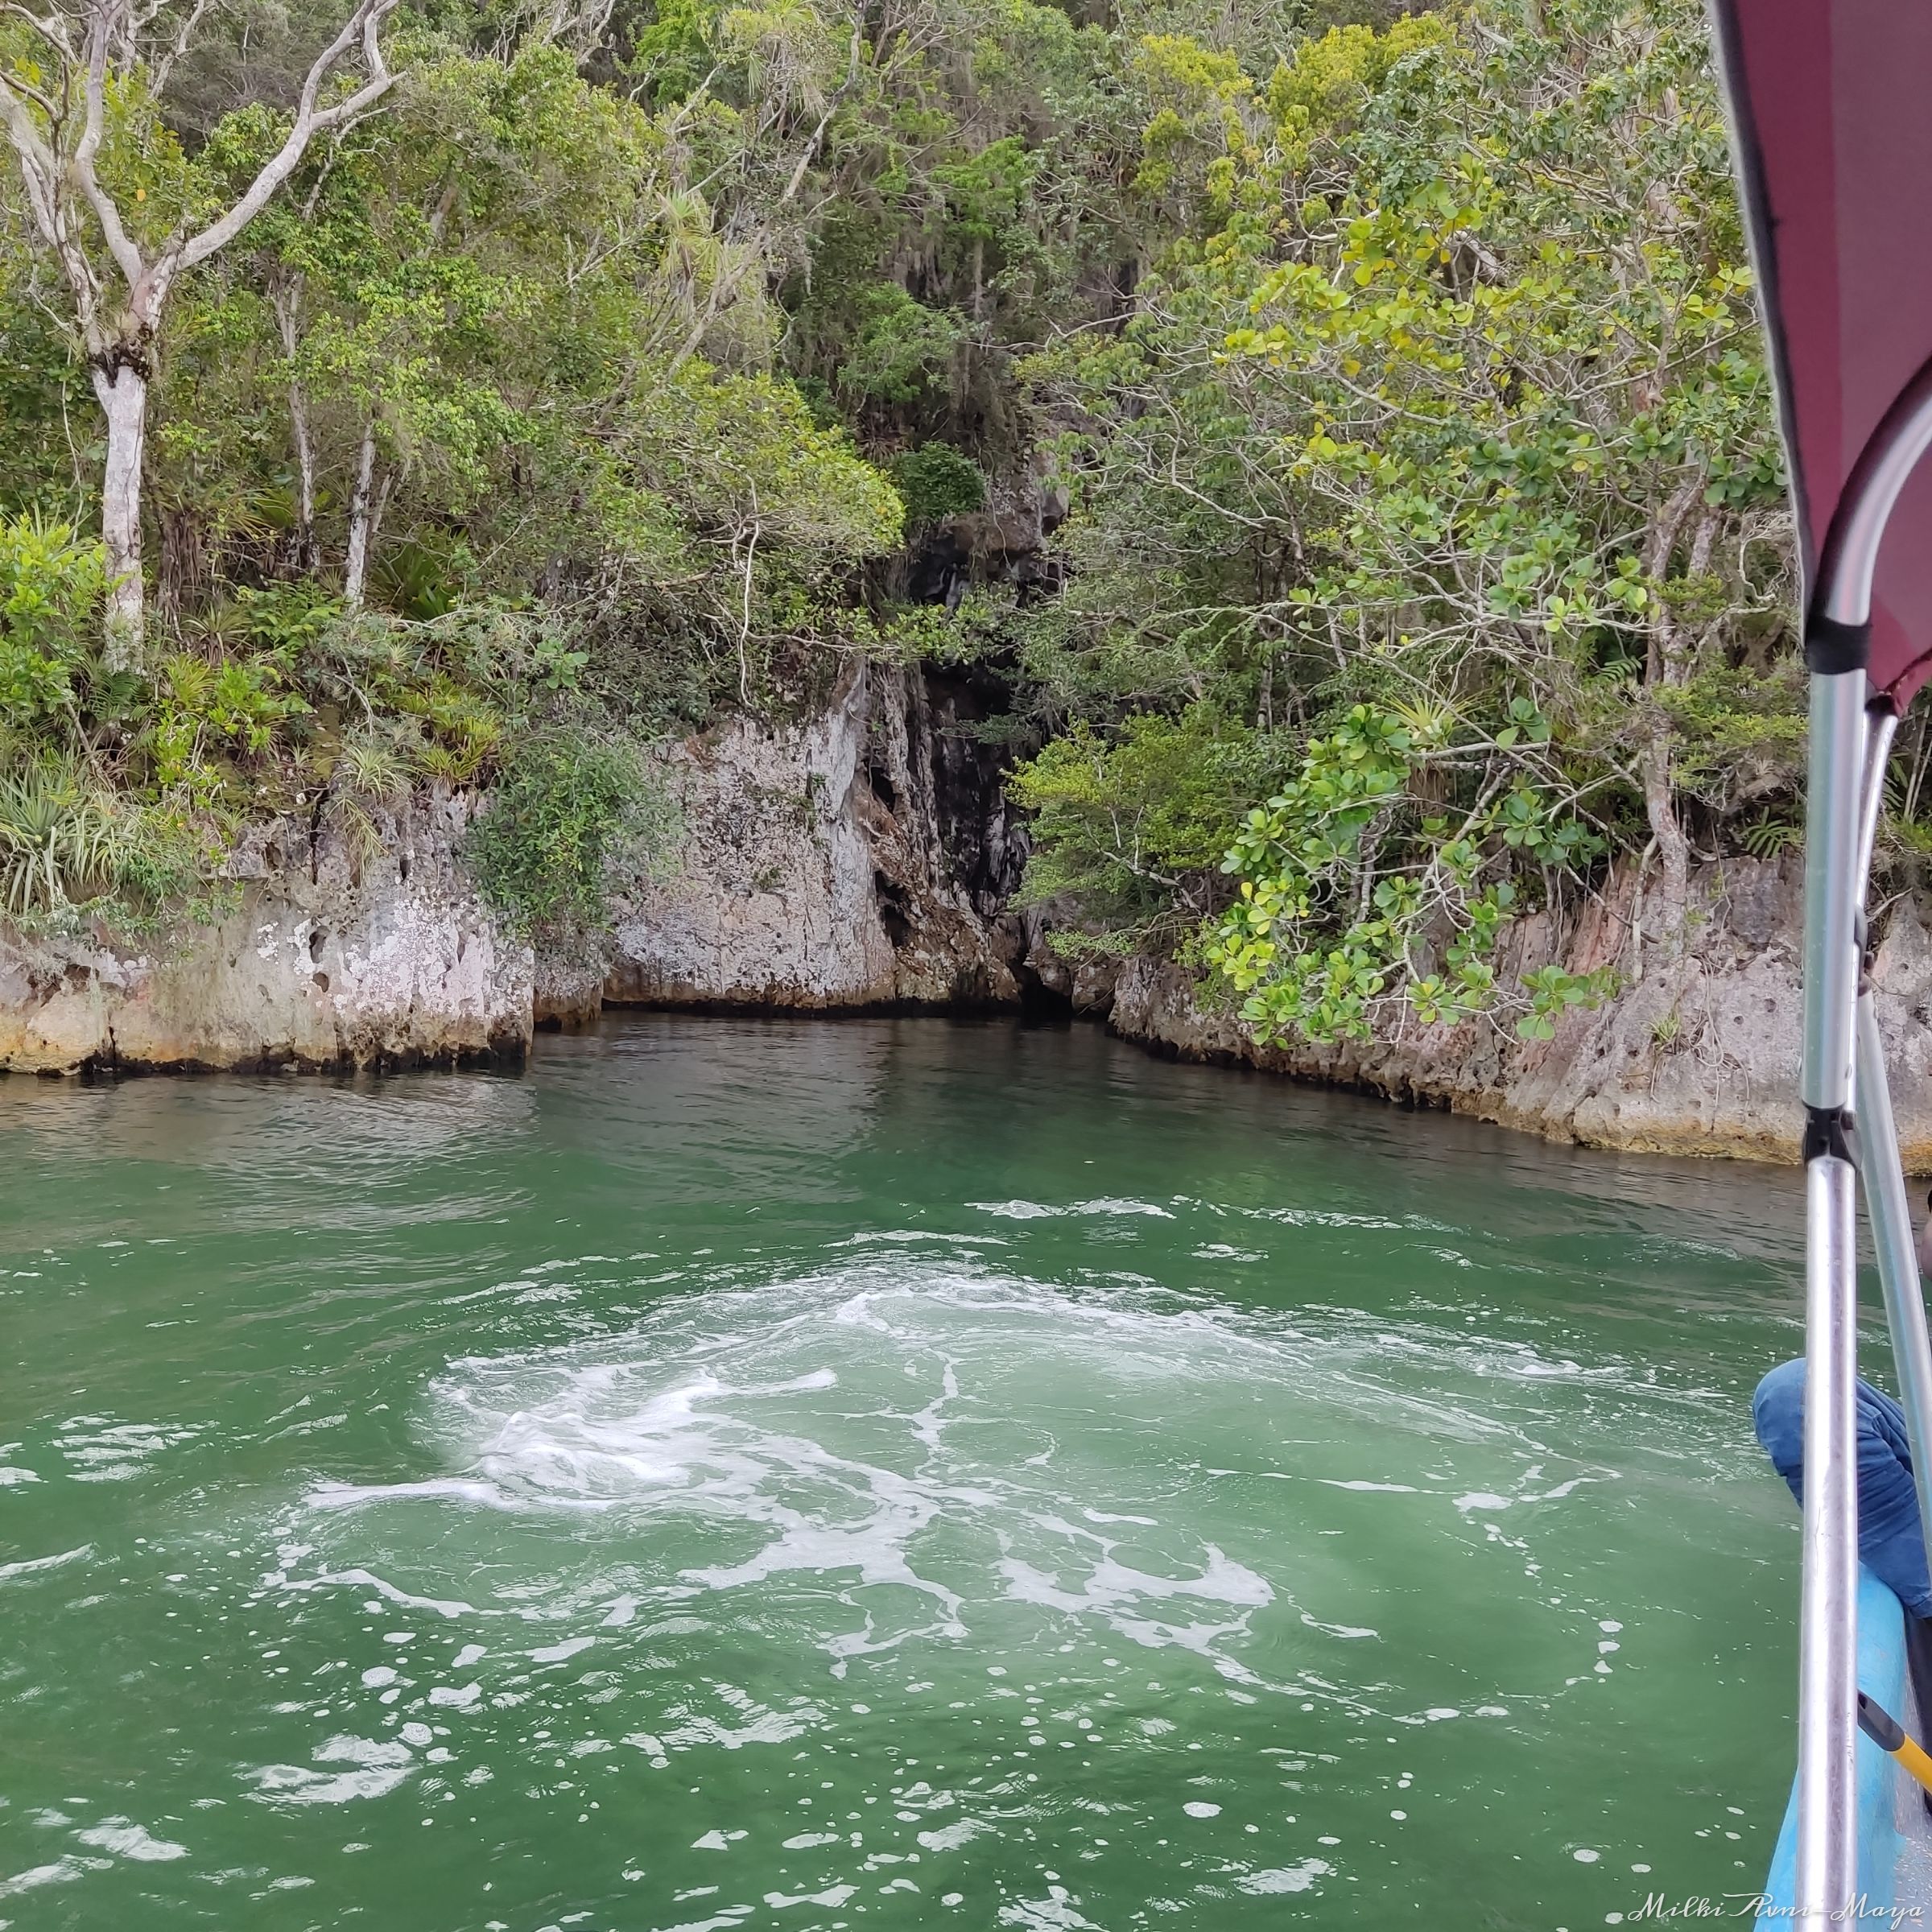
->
1794, 359, 1932, 1919
1852, 710, 1932, 1568
1795, 665, 1865, 1922
1855, 988, 1932, 1557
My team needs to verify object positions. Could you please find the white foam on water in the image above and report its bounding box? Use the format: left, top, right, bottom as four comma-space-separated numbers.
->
1237, 1858, 1331, 1894
999, 1540, 1271, 1668
832, 1232, 1009, 1248
245, 1734, 415, 1809
1301, 1615, 1377, 1639
55, 1418, 199, 1483
998, 1885, 1104, 1928
289, 1265, 1311, 1669
0, 1856, 109, 1898
918, 1819, 985, 1852
969, 1199, 1175, 1220
246, 1765, 408, 1806
279, 1567, 476, 1619
0, 1545, 90, 1583
306, 1477, 609, 1514
1238, 1208, 1412, 1230
72, 1819, 187, 1862
271, 1254, 1687, 1736
528, 1637, 596, 1664
658, 1704, 821, 1752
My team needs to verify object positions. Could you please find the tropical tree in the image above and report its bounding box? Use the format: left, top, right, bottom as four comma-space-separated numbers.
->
0, 0, 402, 665
243, 37, 656, 605
1014, 0, 1798, 1041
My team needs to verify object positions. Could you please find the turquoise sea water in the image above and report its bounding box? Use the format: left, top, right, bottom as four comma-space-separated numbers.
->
0, 1014, 1829, 1928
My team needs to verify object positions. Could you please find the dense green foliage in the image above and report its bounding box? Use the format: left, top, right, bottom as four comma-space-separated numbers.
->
464, 726, 671, 943
0, 0, 1841, 1034
1009, 0, 1800, 1042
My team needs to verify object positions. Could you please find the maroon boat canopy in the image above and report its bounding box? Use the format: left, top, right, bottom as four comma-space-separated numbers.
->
1711, 0, 1932, 708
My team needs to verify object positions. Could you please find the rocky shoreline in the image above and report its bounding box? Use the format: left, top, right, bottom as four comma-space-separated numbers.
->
1100, 870, 1932, 1171
0, 790, 530, 1077
2, 669, 1922, 1172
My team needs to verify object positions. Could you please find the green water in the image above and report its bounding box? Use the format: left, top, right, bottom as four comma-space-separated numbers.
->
0, 1014, 1824, 1929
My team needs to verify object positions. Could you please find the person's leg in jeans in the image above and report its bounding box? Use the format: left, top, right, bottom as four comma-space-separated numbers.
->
1753, 1356, 1932, 1619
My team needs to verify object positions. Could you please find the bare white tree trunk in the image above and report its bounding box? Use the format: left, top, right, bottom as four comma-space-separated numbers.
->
89, 357, 148, 671
291, 386, 318, 572
343, 420, 386, 607
1638, 726, 1689, 932
271, 282, 317, 570
1634, 475, 1707, 947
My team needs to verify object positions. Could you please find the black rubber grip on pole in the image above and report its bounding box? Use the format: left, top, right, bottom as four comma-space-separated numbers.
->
1860, 1691, 1906, 1754
1807, 612, 1873, 675
1802, 1106, 1859, 1165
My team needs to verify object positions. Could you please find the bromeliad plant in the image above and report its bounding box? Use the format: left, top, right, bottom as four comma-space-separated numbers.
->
0, 756, 119, 916
0, 753, 208, 925
1203, 704, 1616, 1044
152, 651, 312, 800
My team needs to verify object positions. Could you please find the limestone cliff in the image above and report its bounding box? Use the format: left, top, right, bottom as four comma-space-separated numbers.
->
0, 790, 530, 1074
1103, 852, 1932, 1170
0, 663, 1035, 1074
594, 663, 1037, 1013
6, 673, 1924, 1178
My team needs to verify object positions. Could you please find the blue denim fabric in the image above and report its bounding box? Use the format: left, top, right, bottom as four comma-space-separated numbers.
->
1753, 1356, 1932, 1619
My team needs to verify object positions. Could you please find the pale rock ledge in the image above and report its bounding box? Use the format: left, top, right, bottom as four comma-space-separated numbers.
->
1104, 851, 1932, 1171
0, 789, 531, 1074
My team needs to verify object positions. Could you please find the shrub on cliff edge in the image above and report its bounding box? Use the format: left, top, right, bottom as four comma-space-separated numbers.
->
463, 727, 675, 951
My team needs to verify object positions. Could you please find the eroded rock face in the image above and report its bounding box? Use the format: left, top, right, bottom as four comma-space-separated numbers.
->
0, 791, 532, 1075
6, 679, 1914, 1178
1104, 852, 1932, 1170
0, 665, 1039, 1071
601, 664, 1033, 1011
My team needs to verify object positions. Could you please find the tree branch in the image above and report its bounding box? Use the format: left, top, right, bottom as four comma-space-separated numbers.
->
149, 0, 213, 94
0, 79, 101, 323
179, 0, 402, 270
778, 23, 861, 206
71, 0, 147, 291
1, 2, 74, 61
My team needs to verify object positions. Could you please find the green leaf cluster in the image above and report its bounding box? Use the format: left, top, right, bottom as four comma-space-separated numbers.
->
0, 0, 1831, 994
464, 727, 676, 945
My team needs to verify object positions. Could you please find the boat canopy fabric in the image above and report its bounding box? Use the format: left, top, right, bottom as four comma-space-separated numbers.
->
1710, 0, 1932, 707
